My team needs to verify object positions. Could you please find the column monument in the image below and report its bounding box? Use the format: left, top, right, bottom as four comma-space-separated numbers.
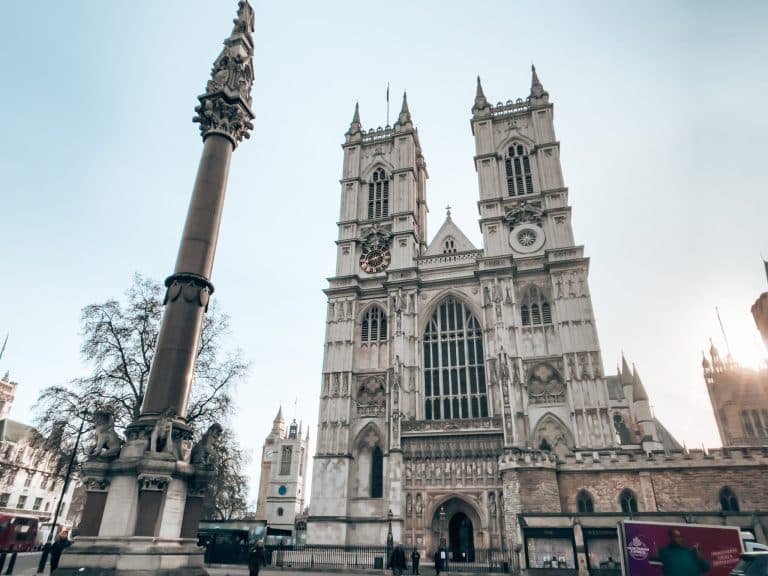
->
58, 2, 254, 574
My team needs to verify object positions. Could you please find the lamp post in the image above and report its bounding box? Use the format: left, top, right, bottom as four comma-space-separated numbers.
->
439, 505, 447, 550
386, 508, 394, 565
37, 411, 87, 573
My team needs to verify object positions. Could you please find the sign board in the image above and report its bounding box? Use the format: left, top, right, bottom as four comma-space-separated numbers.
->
620, 521, 743, 576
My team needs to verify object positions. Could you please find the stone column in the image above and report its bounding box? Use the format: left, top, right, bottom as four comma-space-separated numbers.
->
58, 2, 255, 575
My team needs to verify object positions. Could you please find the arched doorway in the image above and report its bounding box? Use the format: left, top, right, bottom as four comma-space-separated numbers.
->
448, 512, 475, 562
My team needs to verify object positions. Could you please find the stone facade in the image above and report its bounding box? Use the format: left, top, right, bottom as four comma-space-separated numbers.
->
255, 408, 309, 536
306, 69, 768, 572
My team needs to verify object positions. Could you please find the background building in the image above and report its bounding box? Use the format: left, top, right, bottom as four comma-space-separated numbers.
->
255, 408, 309, 541
306, 69, 768, 570
0, 372, 79, 535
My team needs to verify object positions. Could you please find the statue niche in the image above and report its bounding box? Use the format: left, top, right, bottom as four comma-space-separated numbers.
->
355, 376, 386, 417
527, 363, 565, 404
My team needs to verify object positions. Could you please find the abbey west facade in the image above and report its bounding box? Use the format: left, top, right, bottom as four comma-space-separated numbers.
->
307, 70, 768, 571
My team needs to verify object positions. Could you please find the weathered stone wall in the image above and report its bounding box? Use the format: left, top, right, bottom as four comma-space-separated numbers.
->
518, 468, 561, 513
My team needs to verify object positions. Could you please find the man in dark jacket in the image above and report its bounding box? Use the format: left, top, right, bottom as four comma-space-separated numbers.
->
411, 548, 421, 575
390, 543, 407, 576
656, 529, 710, 576
248, 542, 267, 576
434, 549, 444, 576
50, 529, 72, 571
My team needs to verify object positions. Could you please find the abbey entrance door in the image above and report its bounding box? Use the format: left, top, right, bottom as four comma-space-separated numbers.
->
448, 512, 475, 562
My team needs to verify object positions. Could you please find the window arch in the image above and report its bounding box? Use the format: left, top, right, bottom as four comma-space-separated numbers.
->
504, 144, 534, 196
443, 238, 457, 254
423, 298, 487, 420
367, 168, 390, 219
361, 307, 387, 344
371, 445, 383, 498
742, 410, 755, 437
577, 490, 595, 513
719, 487, 739, 512
520, 286, 552, 327
619, 489, 638, 514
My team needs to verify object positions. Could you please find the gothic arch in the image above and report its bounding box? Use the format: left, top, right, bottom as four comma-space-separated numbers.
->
357, 300, 389, 323
494, 133, 536, 156
361, 160, 395, 181
427, 494, 488, 538
352, 421, 385, 452
533, 412, 574, 458
417, 289, 484, 336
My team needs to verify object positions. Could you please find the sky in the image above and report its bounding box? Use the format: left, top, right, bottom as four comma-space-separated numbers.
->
1, 0, 767, 508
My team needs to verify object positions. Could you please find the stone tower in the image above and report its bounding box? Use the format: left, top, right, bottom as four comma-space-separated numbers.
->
307, 69, 667, 552
255, 409, 310, 536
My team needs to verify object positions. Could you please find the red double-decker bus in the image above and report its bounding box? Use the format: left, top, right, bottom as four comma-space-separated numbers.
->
0, 514, 39, 552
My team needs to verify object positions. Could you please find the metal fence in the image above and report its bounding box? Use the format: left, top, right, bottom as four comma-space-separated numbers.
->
266, 544, 389, 570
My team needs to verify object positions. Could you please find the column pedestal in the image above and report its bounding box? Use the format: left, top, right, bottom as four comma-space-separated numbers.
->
57, 417, 212, 576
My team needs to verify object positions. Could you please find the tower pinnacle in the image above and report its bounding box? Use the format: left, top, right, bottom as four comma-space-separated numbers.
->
529, 64, 548, 100
397, 92, 411, 125
347, 101, 362, 135
193, 0, 255, 147
472, 75, 489, 113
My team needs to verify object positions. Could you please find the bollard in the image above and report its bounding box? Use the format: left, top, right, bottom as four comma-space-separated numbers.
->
4, 552, 16, 575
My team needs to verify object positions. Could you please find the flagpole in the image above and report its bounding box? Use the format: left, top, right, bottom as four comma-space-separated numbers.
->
386, 82, 390, 126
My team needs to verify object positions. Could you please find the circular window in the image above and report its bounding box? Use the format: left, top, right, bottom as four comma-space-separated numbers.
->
277, 507, 284, 517
278, 485, 287, 495
509, 223, 545, 253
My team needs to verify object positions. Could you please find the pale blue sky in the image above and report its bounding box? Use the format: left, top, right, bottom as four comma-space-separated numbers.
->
2, 1, 767, 505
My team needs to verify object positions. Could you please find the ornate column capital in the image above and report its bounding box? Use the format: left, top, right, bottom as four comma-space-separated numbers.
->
193, 1, 255, 147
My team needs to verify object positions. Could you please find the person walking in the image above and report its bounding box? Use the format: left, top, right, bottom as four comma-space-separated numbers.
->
248, 541, 267, 576
50, 529, 72, 572
390, 543, 407, 576
411, 548, 421, 575
433, 549, 443, 576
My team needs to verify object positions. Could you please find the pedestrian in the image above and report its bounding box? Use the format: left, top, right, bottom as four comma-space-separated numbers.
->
390, 543, 407, 576
411, 548, 421, 575
248, 541, 267, 576
434, 549, 443, 576
50, 529, 72, 572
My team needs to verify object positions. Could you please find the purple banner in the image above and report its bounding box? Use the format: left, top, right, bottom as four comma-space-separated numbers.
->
622, 521, 743, 576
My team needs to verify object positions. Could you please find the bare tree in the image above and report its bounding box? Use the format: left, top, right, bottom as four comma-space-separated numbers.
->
34, 274, 250, 515
201, 430, 250, 520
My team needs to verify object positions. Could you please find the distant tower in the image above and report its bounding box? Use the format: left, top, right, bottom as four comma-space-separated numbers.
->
0, 372, 17, 421
255, 409, 309, 537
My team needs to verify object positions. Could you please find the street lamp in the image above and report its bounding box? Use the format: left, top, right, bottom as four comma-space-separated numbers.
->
37, 411, 88, 574
386, 508, 394, 564
439, 505, 446, 550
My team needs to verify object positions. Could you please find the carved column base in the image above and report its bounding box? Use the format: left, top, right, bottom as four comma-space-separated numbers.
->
54, 536, 207, 576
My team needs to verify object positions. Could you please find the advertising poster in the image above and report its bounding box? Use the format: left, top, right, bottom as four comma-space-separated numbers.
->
620, 521, 743, 576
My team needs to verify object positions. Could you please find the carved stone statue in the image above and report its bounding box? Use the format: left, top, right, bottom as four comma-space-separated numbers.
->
91, 411, 122, 458
489, 492, 497, 517
415, 493, 423, 516
190, 423, 223, 468
406, 494, 413, 516
150, 407, 176, 455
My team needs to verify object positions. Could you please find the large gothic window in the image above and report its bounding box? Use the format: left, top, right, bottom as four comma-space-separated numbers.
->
367, 168, 390, 219
361, 307, 387, 344
423, 298, 487, 420
520, 286, 552, 327
504, 144, 534, 196
370, 446, 383, 498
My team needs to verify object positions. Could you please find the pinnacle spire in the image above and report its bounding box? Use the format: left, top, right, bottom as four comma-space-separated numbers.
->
274, 405, 284, 422
193, 0, 255, 147
620, 353, 633, 385
529, 64, 548, 100
347, 101, 362, 135
632, 363, 649, 402
396, 92, 412, 126
701, 351, 711, 370
473, 75, 489, 113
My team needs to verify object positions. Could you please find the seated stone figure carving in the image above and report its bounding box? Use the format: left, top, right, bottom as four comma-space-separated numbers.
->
91, 411, 122, 458
150, 407, 176, 454
190, 423, 223, 468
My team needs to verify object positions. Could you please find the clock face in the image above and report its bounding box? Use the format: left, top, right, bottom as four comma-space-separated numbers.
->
278, 485, 287, 495
359, 248, 391, 274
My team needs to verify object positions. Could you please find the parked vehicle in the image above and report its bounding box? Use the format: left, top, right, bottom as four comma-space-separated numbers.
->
0, 514, 40, 552
730, 552, 768, 576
